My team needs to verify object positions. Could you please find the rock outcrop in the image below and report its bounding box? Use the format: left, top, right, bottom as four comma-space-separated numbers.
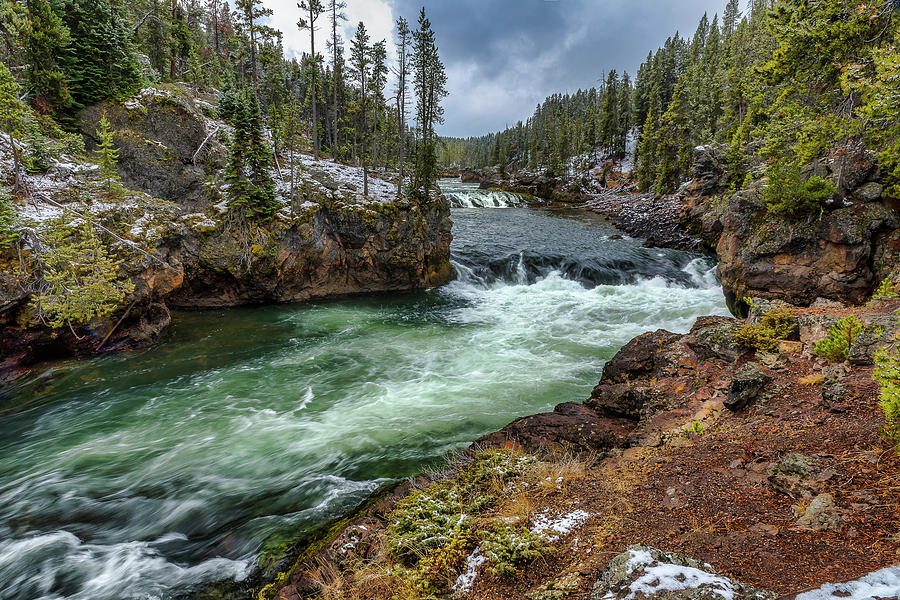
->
0, 85, 453, 374
680, 144, 900, 315
591, 546, 775, 600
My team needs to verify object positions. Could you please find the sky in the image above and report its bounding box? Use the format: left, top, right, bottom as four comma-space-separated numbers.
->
266, 0, 728, 138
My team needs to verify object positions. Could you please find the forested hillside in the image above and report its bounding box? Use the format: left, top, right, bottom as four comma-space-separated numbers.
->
0, 0, 448, 204
443, 0, 900, 214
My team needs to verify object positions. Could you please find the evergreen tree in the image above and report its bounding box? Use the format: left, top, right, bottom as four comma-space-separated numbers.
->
394, 15, 411, 196
58, 0, 140, 110
298, 0, 324, 159
0, 61, 26, 193
411, 7, 446, 199
234, 0, 273, 89
327, 0, 347, 158
95, 113, 121, 193
24, 0, 72, 113
350, 21, 370, 195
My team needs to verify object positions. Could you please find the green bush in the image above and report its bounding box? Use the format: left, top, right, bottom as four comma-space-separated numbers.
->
815, 316, 862, 363
0, 191, 18, 248
870, 279, 899, 304
873, 343, 900, 451
764, 163, 837, 217
480, 524, 551, 577
30, 219, 134, 331
734, 307, 798, 352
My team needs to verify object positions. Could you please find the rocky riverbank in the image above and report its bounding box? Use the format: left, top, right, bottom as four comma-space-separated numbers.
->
260, 147, 900, 600
261, 296, 900, 600
0, 85, 452, 380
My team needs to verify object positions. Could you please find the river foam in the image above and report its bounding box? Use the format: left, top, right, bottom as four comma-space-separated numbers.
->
0, 196, 728, 600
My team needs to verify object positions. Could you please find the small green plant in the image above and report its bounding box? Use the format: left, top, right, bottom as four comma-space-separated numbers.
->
873, 342, 900, 452
764, 163, 837, 217
869, 278, 900, 305
734, 307, 798, 352
815, 316, 863, 363
23, 117, 52, 173
0, 191, 18, 248
30, 219, 134, 335
480, 524, 552, 577
685, 420, 705, 436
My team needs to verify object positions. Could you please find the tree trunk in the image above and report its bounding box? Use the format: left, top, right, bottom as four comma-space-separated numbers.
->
170, 0, 178, 79
362, 73, 368, 196
9, 132, 23, 195
310, 6, 319, 159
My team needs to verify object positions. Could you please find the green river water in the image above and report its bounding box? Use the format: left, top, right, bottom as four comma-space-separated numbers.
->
0, 182, 728, 599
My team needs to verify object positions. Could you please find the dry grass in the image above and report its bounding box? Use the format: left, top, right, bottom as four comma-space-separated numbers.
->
800, 374, 826, 386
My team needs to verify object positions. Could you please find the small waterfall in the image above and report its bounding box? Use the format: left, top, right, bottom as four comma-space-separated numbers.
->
439, 180, 529, 209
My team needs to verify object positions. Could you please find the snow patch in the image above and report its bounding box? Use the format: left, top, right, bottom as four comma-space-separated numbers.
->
530, 509, 591, 541
610, 549, 737, 600
453, 547, 487, 592
795, 566, 900, 600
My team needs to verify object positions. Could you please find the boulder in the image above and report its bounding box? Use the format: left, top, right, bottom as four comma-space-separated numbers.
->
725, 364, 772, 411
854, 182, 884, 203
795, 493, 846, 531
590, 545, 775, 600
600, 329, 684, 384
78, 87, 227, 207
476, 402, 633, 455
767, 453, 833, 499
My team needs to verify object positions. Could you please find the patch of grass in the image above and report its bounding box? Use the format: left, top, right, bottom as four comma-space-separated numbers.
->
734, 307, 798, 352
800, 374, 826, 386
815, 316, 862, 363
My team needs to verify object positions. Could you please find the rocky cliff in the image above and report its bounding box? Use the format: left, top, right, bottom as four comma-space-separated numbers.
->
681, 144, 900, 315
0, 85, 452, 375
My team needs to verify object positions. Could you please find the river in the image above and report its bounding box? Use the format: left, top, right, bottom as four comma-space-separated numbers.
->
0, 181, 728, 599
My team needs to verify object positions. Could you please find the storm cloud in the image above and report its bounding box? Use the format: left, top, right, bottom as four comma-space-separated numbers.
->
269, 0, 727, 137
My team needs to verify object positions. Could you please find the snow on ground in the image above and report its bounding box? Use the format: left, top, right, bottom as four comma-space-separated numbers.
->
795, 566, 900, 600
453, 547, 487, 592
531, 509, 592, 542
606, 548, 737, 600
293, 155, 398, 206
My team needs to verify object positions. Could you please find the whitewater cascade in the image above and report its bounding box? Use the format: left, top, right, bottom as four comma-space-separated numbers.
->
440, 179, 530, 208
0, 189, 728, 600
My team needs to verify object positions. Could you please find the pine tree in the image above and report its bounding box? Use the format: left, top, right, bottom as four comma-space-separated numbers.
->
234, 0, 273, 89
298, 0, 324, 159
394, 16, 411, 197
95, 113, 121, 193
327, 0, 347, 158
370, 39, 388, 172
411, 7, 446, 199
350, 21, 371, 196
24, 0, 72, 113
58, 0, 140, 110
0, 61, 27, 194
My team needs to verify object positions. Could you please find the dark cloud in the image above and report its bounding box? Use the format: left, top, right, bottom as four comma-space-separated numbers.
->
391, 0, 728, 136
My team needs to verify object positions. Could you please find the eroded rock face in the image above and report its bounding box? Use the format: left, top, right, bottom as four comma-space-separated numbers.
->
680, 144, 900, 315
1, 86, 453, 374
590, 545, 776, 600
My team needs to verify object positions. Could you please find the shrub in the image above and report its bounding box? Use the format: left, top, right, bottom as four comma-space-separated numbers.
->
734, 307, 798, 352
386, 483, 471, 561
30, 219, 134, 332
764, 163, 837, 217
870, 278, 899, 304
0, 191, 18, 248
873, 343, 900, 451
480, 524, 551, 577
815, 316, 862, 363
